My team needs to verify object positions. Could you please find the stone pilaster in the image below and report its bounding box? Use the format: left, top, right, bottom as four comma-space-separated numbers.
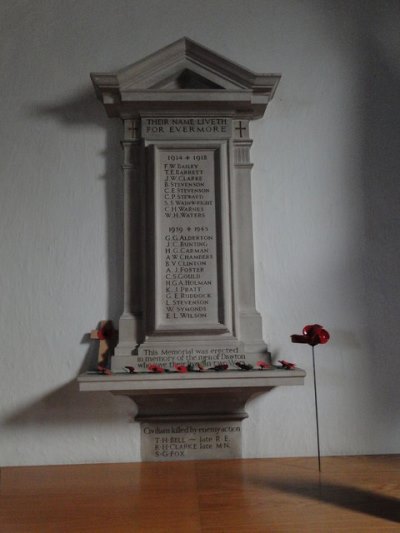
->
113, 118, 143, 369
232, 119, 269, 360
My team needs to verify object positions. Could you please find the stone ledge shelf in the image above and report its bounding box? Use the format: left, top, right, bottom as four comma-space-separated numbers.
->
78, 369, 305, 422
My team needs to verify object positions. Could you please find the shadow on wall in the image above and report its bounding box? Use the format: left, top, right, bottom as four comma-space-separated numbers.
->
1, 90, 130, 429
28, 89, 124, 327
359, 28, 400, 412
3, 380, 137, 427
2, 336, 137, 430
323, 3, 400, 431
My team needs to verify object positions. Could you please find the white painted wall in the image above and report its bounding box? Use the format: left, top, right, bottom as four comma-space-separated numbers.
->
1, 0, 399, 466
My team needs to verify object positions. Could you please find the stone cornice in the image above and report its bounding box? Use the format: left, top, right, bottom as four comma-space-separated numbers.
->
91, 38, 280, 119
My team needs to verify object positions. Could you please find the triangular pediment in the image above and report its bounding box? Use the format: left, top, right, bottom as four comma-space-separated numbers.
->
91, 38, 280, 118
149, 68, 225, 90
115, 38, 261, 91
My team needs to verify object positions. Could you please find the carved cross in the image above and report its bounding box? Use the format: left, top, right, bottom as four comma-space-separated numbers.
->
126, 120, 139, 139
235, 121, 247, 138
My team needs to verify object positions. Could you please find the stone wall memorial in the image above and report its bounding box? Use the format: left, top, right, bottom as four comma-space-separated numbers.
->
79, 38, 305, 461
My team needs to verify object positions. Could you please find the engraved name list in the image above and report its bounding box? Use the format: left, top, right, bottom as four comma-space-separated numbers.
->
157, 148, 219, 327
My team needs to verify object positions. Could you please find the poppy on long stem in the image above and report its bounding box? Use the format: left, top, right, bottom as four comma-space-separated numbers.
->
291, 324, 330, 472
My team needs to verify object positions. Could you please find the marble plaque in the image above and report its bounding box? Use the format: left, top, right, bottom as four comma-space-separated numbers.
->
138, 140, 245, 370
141, 420, 242, 461
154, 146, 222, 331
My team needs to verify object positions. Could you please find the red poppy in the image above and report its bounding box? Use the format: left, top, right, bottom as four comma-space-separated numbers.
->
147, 364, 164, 373
236, 362, 253, 370
291, 324, 330, 346
278, 360, 296, 370
174, 364, 188, 373
97, 364, 112, 375
210, 364, 229, 371
97, 322, 114, 340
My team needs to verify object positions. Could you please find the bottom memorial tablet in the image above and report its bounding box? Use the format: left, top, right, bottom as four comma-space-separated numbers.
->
141, 420, 242, 461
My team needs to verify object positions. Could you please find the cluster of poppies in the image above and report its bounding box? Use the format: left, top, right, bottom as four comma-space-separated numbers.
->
96, 324, 330, 375
124, 361, 274, 374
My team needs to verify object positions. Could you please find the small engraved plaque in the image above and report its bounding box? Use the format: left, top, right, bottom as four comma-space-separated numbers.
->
141, 420, 242, 462
142, 117, 232, 139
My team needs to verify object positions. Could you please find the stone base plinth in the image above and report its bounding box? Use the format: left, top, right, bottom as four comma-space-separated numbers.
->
78, 369, 305, 461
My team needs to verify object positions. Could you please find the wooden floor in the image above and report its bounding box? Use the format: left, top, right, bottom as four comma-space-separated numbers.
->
1, 456, 399, 532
